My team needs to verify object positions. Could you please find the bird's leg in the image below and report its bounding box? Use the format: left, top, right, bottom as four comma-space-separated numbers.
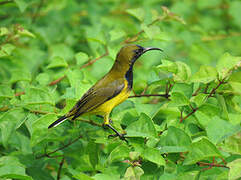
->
98, 115, 113, 124
103, 115, 128, 143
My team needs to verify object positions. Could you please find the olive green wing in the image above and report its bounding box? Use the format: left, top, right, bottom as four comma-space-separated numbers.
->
67, 79, 125, 120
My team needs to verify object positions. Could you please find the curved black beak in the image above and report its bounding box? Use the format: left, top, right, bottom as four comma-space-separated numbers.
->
143, 47, 163, 53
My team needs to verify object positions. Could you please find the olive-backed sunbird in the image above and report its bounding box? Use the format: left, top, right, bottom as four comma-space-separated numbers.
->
48, 44, 162, 140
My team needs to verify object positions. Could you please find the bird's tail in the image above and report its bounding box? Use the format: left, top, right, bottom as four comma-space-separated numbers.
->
48, 115, 68, 129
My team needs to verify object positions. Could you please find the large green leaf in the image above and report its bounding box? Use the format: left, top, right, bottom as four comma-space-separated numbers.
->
107, 144, 130, 163
0, 156, 32, 180
217, 53, 241, 80
126, 113, 157, 138
31, 113, 57, 146
206, 116, 241, 144
0, 108, 26, 147
159, 126, 191, 153
227, 159, 241, 180
191, 65, 217, 83
183, 138, 222, 165
142, 147, 165, 166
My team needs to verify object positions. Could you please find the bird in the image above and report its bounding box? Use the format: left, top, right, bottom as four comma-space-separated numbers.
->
48, 44, 162, 141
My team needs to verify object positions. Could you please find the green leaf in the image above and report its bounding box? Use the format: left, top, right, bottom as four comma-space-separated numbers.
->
0, 27, 9, 36
0, 156, 32, 180
87, 141, 99, 169
142, 25, 163, 40
108, 144, 130, 163
157, 59, 177, 73
142, 147, 165, 166
126, 8, 144, 21
14, 0, 29, 12
21, 87, 55, 105
73, 172, 94, 180
169, 92, 190, 107
31, 114, 57, 146
17, 28, 35, 38
190, 93, 208, 107
191, 65, 217, 83
227, 159, 241, 180
206, 116, 241, 144
173, 61, 191, 83
159, 126, 191, 153
0, 84, 14, 98
0, 108, 26, 147
183, 138, 222, 165
217, 53, 241, 80
221, 133, 241, 154
0, 43, 15, 57
126, 113, 157, 138
35, 73, 50, 86
94, 173, 120, 180
134, 103, 164, 119
10, 69, 31, 83
75, 52, 89, 66
109, 28, 126, 41
47, 56, 68, 69
124, 166, 144, 180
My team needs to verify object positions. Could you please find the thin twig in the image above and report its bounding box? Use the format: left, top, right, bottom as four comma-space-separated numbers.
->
48, 46, 109, 86
48, 75, 66, 86
57, 157, 65, 180
29, 110, 50, 114
124, 17, 164, 44
180, 107, 198, 123
80, 46, 109, 70
197, 161, 229, 169
192, 87, 202, 96
36, 134, 83, 159
181, 79, 226, 122
15, 91, 25, 96
207, 79, 225, 98
129, 93, 170, 99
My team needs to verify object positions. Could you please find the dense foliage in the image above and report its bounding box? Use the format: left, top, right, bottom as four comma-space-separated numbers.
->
0, 0, 241, 179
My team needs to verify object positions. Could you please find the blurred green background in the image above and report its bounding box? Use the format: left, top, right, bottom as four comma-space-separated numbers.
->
0, 0, 240, 179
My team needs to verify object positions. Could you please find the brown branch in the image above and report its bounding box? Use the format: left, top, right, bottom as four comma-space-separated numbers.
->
36, 134, 83, 159
80, 46, 109, 70
124, 17, 164, 44
57, 157, 65, 180
207, 79, 225, 98
201, 32, 241, 42
48, 75, 66, 86
181, 79, 226, 122
0, 106, 9, 112
197, 161, 229, 169
129, 93, 170, 99
0, 0, 13, 5
48, 46, 109, 86
15, 91, 25, 96
29, 110, 50, 114
192, 87, 202, 96
180, 107, 198, 123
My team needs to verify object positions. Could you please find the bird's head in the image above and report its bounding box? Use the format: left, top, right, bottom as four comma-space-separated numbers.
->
115, 44, 162, 66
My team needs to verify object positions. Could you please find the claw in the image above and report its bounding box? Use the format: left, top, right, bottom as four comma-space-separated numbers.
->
108, 133, 128, 143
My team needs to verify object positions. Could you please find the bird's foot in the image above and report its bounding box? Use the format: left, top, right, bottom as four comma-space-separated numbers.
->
108, 133, 128, 143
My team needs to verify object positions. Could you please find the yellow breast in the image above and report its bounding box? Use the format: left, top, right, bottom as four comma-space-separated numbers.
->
90, 80, 130, 115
